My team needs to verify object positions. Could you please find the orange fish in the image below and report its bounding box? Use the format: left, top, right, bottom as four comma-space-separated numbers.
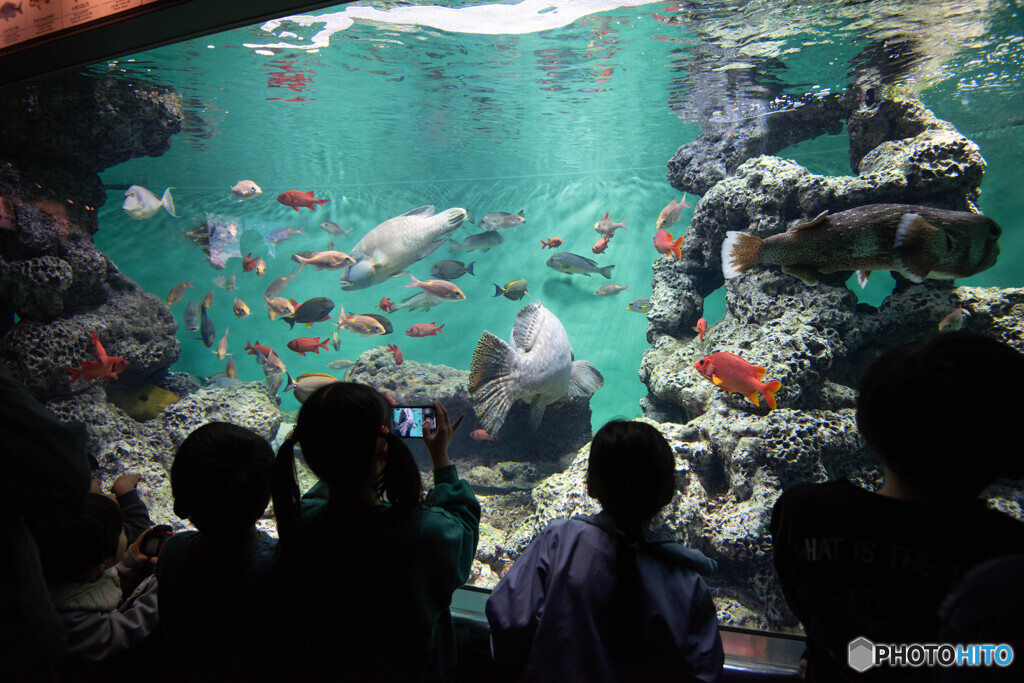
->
233, 297, 251, 318
693, 352, 780, 409
377, 297, 395, 313
541, 238, 562, 250
276, 190, 330, 212
386, 343, 403, 365
66, 331, 128, 383
286, 336, 329, 356
693, 318, 708, 342
406, 322, 444, 337
470, 428, 497, 441
592, 235, 611, 254
654, 229, 684, 260
255, 258, 267, 277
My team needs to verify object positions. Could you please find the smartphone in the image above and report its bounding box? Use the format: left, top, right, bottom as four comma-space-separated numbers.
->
392, 405, 436, 438
140, 524, 173, 557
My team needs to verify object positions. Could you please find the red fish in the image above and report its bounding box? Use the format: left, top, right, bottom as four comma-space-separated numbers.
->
654, 229, 684, 260
286, 337, 329, 356
386, 343, 403, 365
592, 235, 611, 254
377, 297, 395, 313
276, 190, 329, 212
406, 322, 445, 337
242, 253, 259, 272
245, 340, 274, 360
470, 428, 497, 441
693, 318, 708, 342
66, 331, 128, 383
541, 238, 562, 250
693, 352, 781, 410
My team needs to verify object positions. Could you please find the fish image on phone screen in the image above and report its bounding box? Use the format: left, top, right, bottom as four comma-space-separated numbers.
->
393, 406, 436, 438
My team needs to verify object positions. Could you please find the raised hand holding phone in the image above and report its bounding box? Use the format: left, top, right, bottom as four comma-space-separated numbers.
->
423, 401, 464, 470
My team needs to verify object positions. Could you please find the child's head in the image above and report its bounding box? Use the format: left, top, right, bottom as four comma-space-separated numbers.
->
587, 420, 676, 533
172, 422, 274, 536
290, 382, 422, 509
25, 492, 126, 583
856, 330, 1024, 496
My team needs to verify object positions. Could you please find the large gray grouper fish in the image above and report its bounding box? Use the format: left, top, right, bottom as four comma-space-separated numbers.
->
339, 205, 467, 290
469, 301, 604, 436
721, 204, 1001, 287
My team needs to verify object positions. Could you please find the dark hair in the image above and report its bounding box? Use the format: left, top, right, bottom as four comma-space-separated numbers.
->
171, 422, 274, 536
856, 331, 1024, 495
587, 420, 677, 662
24, 493, 123, 583
588, 420, 676, 535
272, 382, 423, 541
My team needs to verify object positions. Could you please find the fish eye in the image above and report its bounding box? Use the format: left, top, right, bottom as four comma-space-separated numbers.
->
990, 223, 1001, 238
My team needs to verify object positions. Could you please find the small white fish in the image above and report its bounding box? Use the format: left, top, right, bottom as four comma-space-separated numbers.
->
230, 180, 262, 201
122, 185, 177, 220
327, 359, 355, 370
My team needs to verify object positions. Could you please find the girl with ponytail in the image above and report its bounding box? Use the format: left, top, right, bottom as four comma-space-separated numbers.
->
486, 420, 724, 682
271, 382, 480, 682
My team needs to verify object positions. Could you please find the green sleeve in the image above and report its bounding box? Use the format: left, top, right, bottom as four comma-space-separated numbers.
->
425, 465, 481, 587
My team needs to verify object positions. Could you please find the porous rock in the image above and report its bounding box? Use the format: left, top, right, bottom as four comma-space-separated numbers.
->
45, 382, 282, 528
0, 287, 179, 398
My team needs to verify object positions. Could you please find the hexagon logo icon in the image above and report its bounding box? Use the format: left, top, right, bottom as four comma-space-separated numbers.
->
848, 637, 875, 673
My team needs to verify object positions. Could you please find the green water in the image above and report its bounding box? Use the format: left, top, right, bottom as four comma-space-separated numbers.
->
92, 0, 1024, 427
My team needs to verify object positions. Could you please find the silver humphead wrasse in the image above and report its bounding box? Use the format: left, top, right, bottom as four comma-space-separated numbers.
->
469, 301, 604, 435
339, 205, 467, 290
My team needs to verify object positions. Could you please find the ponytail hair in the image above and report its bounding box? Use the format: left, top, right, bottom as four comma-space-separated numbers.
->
587, 420, 677, 665
376, 432, 424, 511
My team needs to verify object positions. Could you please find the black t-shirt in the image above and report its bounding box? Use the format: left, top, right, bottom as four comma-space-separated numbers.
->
770, 480, 1024, 681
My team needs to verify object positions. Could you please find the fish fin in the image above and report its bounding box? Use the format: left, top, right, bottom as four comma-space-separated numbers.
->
721, 231, 763, 278
468, 331, 518, 436
599, 265, 615, 279
527, 402, 547, 431
466, 262, 475, 276
763, 380, 782, 410
510, 301, 545, 352
746, 392, 760, 407
437, 324, 444, 334
603, 211, 609, 219
856, 270, 871, 288
66, 366, 82, 382
781, 264, 819, 285
790, 210, 828, 232
568, 360, 604, 397
161, 188, 178, 218
389, 271, 408, 279
493, 284, 505, 297
711, 374, 724, 386
447, 238, 463, 253
894, 214, 941, 282
754, 365, 767, 380
419, 239, 447, 261
402, 205, 435, 218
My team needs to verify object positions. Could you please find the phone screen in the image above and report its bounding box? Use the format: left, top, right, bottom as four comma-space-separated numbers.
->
392, 405, 436, 438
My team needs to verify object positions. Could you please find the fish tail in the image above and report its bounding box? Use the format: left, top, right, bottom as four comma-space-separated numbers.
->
468, 331, 518, 436
316, 198, 330, 206
448, 238, 463, 253
762, 380, 782, 410
161, 188, 178, 217
598, 264, 615, 279
671, 233, 684, 260
437, 324, 444, 334
493, 284, 505, 297
407, 274, 422, 288
466, 262, 475, 276
621, 217, 628, 230
318, 338, 328, 350
721, 231, 763, 278
284, 316, 295, 330
66, 366, 82, 382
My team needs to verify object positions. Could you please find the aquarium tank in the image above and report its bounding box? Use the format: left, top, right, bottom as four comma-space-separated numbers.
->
1, 0, 1022, 634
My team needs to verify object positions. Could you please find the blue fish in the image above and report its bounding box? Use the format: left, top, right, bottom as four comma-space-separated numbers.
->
199, 304, 215, 347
